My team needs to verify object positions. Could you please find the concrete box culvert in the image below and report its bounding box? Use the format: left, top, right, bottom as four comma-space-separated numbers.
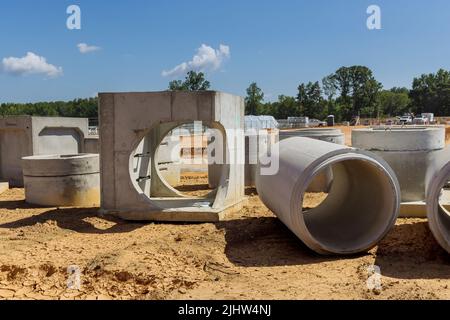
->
279, 128, 345, 192
255, 137, 401, 255
0, 116, 89, 187
425, 147, 450, 253
22, 154, 100, 207
352, 126, 445, 204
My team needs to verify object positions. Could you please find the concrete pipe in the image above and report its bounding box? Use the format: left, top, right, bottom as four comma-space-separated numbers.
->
256, 137, 401, 255
22, 154, 100, 207
279, 128, 345, 145
279, 128, 345, 192
352, 126, 445, 203
425, 147, 450, 253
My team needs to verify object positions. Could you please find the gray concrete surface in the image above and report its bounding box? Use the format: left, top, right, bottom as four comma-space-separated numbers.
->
99, 91, 245, 222
84, 136, 99, 154
22, 154, 100, 207
209, 129, 279, 188
352, 126, 445, 208
279, 128, 345, 145
279, 128, 345, 192
425, 146, 450, 254
0, 116, 89, 187
156, 134, 182, 186
255, 137, 400, 255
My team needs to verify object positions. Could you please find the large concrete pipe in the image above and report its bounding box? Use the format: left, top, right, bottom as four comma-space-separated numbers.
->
279, 128, 345, 145
22, 154, 100, 207
256, 137, 400, 255
425, 147, 450, 253
279, 128, 345, 192
352, 126, 445, 202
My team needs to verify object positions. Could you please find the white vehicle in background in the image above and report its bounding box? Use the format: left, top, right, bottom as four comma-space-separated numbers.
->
413, 115, 429, 125
308, 119, 327, 127
397, 114, 413, 125
421, 113, 435, 124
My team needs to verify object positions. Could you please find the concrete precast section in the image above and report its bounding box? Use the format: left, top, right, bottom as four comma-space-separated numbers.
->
425, 147, 450, 253
279, 128, 345, 192
279, 128, 345, 145
99, 91, 245, 222
352, 126, 445, 203
255, 137, 400, 255
22, 154, 100, 207
0, 116, 89, 187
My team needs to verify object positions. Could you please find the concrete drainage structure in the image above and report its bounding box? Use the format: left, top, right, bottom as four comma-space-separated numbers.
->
279, 128, 345, 192
22, 154, 100, 207
279, 128, 345, 145
0, 116, 89, 187
99, 91, 245, 222
256, 137, 400, 255
425, 147, 450, 253
352, 126, 446, 217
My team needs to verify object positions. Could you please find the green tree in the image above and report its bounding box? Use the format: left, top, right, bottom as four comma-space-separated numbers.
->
268, 95, 298, 119
410, 69, 450, 116
297, 81, 326, 119
245, 82, 264, 115
379, 88, 411, 116
168, 71, 211, 91
322, 75, 337, 117
326, 66, 382, 120
0, 98, 98, 119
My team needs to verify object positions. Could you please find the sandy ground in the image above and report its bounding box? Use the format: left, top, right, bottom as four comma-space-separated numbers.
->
0, 172, 449, 300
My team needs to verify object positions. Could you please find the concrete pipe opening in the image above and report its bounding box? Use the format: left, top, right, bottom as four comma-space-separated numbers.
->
426, 156, 450, 254
301, 157, 399, 254
256, 137, 400, 255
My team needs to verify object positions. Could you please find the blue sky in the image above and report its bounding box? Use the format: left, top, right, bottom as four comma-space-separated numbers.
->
1, 0, 449, 103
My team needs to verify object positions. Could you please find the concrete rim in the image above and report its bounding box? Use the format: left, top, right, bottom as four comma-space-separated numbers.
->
22, 153, 99, 177
22, 153, 97, 161
426, 162, 450, 253
292, 150, 400, 255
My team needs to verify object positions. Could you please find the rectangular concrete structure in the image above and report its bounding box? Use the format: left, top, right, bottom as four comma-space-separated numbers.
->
99, 91, 245, 222
0, 116, 89, 187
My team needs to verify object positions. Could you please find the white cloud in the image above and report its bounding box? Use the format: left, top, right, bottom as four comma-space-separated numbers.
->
162, 44, 230, 77
77, 43, 101, 54
2, 52, 63, 77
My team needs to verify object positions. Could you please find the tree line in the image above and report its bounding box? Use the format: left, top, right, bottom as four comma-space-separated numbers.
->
245, 66, 450, 121
0, 98, 98, 119
1, 67, 450, 122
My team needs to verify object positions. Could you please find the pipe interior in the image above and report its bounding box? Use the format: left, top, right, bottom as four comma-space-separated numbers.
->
437, 181, 450, 244
302, 159, 396, 252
